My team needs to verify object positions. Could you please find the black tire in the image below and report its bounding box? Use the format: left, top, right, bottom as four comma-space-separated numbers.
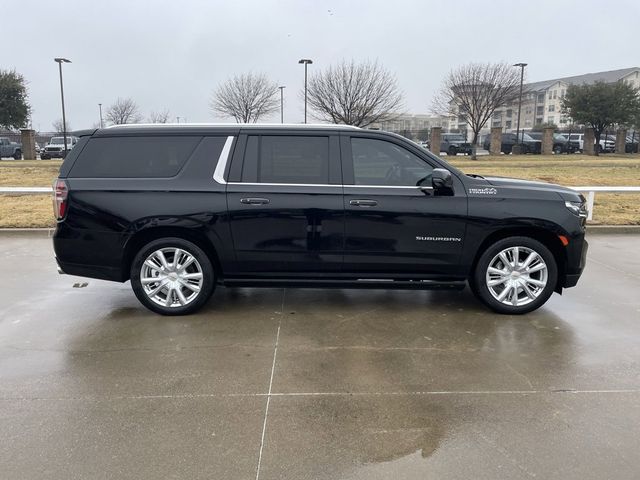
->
448, 146, 457, 156
470, 236, 558, 315
13, 149, 22, 160
553, 145, 563, 154
130, 237, 215, 316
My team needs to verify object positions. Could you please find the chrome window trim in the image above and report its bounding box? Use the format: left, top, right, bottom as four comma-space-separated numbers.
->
226, 181, 432, 190
213, 136, 235, 184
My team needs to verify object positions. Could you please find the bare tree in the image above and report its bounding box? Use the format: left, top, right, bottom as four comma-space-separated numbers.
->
52, 118, 71, 133
306, 60, 404, 127
210, 73, 278, 123
148, 109, 171, 123
433, 63, 521, 159
105, 97, 142, 125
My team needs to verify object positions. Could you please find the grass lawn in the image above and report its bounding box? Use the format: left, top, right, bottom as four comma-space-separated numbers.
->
0, 155, 639, 227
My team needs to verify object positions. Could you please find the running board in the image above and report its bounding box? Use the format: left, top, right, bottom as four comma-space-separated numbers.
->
222, 278, 467, 290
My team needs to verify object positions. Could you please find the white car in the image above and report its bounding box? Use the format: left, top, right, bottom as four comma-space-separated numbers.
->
561, 133, 615, 153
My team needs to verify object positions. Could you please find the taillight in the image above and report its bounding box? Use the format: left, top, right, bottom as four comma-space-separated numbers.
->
53, 179, 68, 220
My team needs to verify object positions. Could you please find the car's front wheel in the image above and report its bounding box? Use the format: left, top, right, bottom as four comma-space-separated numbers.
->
130, 237, 215, 315
471, 237, 557, 314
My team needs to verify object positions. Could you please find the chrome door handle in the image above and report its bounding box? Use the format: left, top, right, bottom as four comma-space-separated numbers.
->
350, 199, 378, 207
240, 197, 270, 205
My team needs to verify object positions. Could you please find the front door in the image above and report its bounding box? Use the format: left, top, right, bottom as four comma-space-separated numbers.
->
341, 135, 467, 277
226, 133, 344, 275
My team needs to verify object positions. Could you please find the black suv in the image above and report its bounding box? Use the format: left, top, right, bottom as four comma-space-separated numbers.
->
53, 125, 587, 316
482, 133, 542, 154
426, 133, 472, 156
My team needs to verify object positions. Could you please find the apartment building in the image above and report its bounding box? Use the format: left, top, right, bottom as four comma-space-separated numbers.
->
373, 113, 450, 135
450, 67, 640, 137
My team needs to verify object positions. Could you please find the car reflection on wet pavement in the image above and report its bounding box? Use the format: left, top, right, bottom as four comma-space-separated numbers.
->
1, 232, 639, 479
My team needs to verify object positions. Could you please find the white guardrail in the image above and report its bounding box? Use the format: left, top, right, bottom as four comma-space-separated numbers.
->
1, 186, 639, 222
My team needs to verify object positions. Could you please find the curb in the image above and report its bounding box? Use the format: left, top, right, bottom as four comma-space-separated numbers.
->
585, 225, 640, 234
0, 228, 54, 237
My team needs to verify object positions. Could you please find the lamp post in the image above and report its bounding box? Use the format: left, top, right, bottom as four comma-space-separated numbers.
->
98, 103, 103, 128
513, 62, 527, 145
298, 59, 313, 123
278, 86, 286, 123
54, 58, 71, 155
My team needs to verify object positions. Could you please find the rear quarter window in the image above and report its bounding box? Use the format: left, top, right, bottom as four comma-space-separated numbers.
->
68, 136, 201, 178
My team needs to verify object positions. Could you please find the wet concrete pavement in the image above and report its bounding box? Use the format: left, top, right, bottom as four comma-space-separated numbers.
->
0, 233, 639, 479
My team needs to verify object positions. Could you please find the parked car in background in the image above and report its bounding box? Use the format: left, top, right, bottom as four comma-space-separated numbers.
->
560, 133, 615, 153
626, 135, 639, 153
482, 133, 542, 154
0, 137, 23, 160
423, 134, 472, 155
52, 124, 587, 316
526, 132, 577, 154
35, 142, 42, 155
41, 136, 79, 159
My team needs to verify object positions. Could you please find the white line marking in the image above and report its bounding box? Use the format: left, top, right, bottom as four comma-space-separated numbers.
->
255, 289, 285, 480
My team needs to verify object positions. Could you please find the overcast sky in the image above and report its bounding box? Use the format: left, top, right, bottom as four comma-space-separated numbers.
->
6, 0, 639, 131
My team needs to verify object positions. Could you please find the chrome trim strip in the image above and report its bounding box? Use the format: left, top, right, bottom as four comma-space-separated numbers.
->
227, 182, 431, 190
213, 136, 235, 184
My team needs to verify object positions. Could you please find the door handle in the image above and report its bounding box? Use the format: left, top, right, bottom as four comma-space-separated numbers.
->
349, 199, 378, 207
240, 197, 270, 205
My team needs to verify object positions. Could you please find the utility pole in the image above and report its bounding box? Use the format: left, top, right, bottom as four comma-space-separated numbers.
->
54, 58, 71, 154
298, 59, 313, 123
513, 63, 527, 145
98, 103, 103, 128
278, 86, 286, 123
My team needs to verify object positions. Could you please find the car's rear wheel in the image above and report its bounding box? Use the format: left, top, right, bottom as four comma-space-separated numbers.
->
130, 237, 215, 315
553, 145, 563, 154
471, 237, 557, 314
448, 146, 458, 156
13, 149, 22, 160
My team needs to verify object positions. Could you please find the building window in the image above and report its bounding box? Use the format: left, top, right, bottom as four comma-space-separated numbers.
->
548, 91, 552, 100
547, 116, 555, 124
553, 90, 557, 99
536, 118, 543, 125
538, 94, 545, 103
506, 109, 513, 118
548, 104, 555, 112
506, 120, 512, 129
536, 106, 544, 115
525, 107, 532, 115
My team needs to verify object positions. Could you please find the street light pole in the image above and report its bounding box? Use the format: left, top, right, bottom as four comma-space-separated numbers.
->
278, 86, 286, 124
54, 58, 71, 155
513, 62, 527, 145
298, 59, 313, 124
98, 103, 103, 128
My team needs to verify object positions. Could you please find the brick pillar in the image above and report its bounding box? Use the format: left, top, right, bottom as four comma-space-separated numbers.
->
20, 129, 36, 160
583, 128, 595, 155
542, 127, 554, 155
489, 127, 502, 156
429, 127, 442, 155
615, 128, 627, 154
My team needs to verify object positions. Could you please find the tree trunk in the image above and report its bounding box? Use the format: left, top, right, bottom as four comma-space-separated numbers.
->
471, 131, 479, 160
594, 131, 601, 157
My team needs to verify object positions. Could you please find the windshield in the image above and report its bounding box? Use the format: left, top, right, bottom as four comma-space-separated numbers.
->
50, 137, 65, 144
522, 133, 536, 141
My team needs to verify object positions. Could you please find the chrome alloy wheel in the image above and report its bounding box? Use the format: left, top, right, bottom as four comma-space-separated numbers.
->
485, 246, 548, 307
140, 248, 203, 308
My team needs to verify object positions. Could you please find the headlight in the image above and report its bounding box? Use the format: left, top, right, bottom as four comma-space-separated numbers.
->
565, 200, 588, 218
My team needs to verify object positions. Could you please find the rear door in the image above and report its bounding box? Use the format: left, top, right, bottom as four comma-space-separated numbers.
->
226, 132, 344, 274
341, 134, 467, 277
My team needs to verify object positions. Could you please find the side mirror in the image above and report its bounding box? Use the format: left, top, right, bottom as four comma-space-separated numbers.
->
431, 168, 453, 192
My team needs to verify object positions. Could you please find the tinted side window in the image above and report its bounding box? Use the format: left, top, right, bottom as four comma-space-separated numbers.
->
69, 136, 201, 178
241, 135, 330, 184
351, 138, 433, 186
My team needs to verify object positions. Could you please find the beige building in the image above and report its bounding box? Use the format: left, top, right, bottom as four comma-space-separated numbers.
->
373, 114, 449, 138
491, 67, 640, 133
